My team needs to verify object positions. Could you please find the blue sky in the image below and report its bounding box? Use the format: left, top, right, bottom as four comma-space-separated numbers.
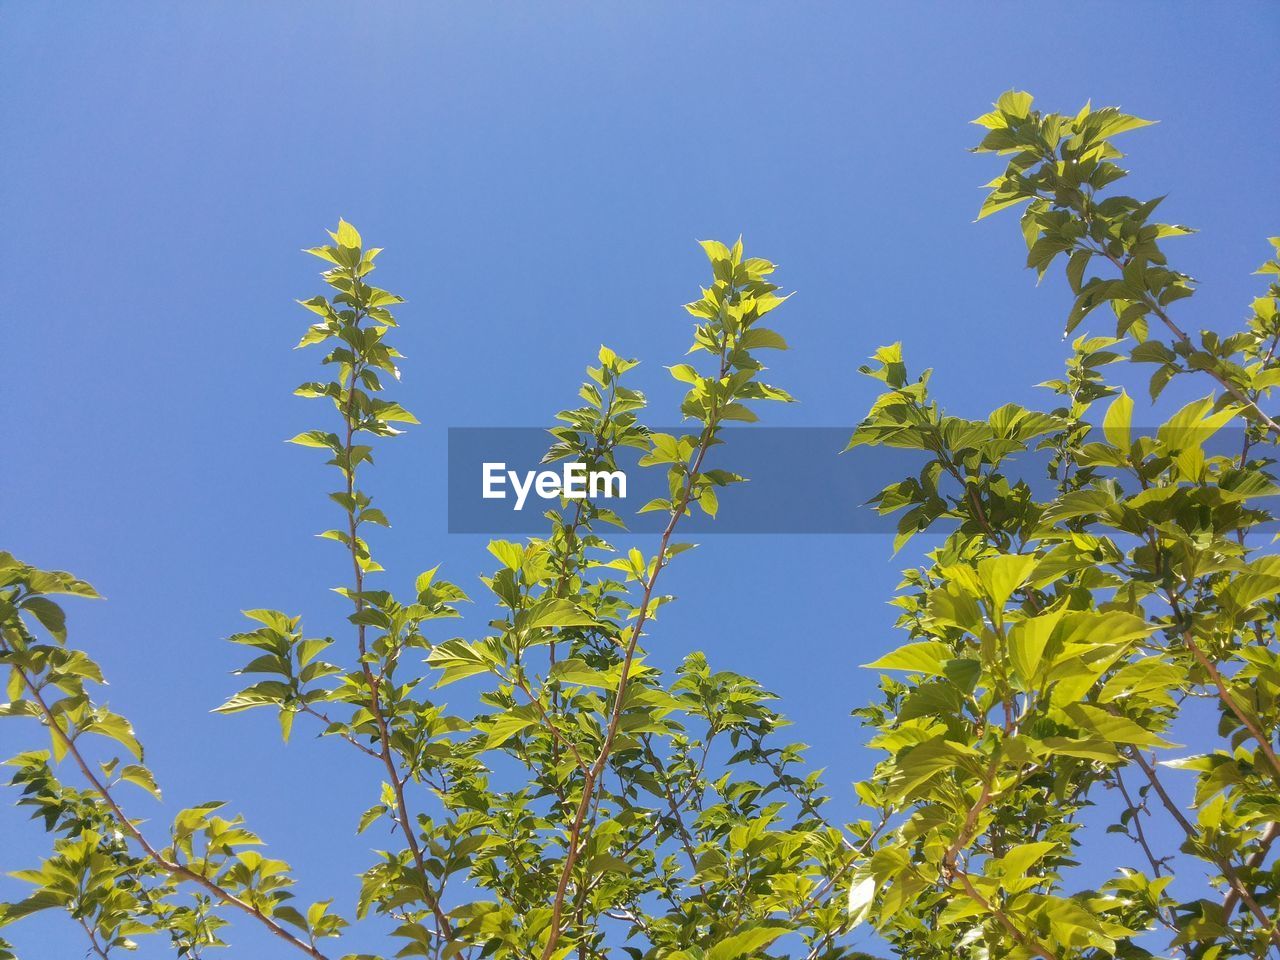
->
3, 3, 1279, 956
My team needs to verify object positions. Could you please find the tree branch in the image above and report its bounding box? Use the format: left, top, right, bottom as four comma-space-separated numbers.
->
337, 284, 453, 942
539, 344, 730, 960
1127, 746, 1280, 948
7, 655, 332, 960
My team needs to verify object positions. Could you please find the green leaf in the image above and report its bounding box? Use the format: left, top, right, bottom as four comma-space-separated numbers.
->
334, 219, 362, 248
706, 925, 788, 960
668, 364, 701, 385
1102, 390, 1133, 451
847, 873, 876, 927
83, 711, 142, 759
1060, 702, 1173, 749
995, 89, 1034, 118
287, 430, 340, 451
119, 763, 162, 800
357, 804, 388, 834
550, 658, 614, 689
976, 554, 1038, 612
863, 641, 951, 677
739, 327, 788, 350
427, 638, 498, 687
697, 486, 718, 518
484, 712, 539, 750
523, 598, 598, 631
986, 841, 1057, 879
698, 240, 731, 265
1008, 609, 1064, 688
19, 598, 67, 642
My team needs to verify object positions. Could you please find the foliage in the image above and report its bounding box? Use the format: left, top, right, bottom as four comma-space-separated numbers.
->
4, 92, 1280, 960
2, 228, 854, 959
846, 92, 1280, 959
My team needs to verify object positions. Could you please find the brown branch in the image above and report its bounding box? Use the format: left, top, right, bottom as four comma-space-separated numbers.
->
1127, 746, 1280, 948
937, 756, 1068, 958
1223, 821, 1280, 921
1178, 625, 1280, 782
786, 810, 890, 926
639, 735, 706, 889
1114, 767, 1181, 937
298, 703, 381, 760
1236, 330, 1280, 479
954, 868, 1060, 960
614, 735, 716, 861
755, 745, 855, 853
9, 657, 332, 960
544, 382, 619, 776
513, 674, 591, 775
1061, 186, 1279, 438
539, 345, 730, 960
1145, 293, 1280, 437
1160, 591, 1280, 784
941, 758, 998, 880
1114, 768, 1166, 878
75, 914, 110, 960
1139, 282, 1280, 436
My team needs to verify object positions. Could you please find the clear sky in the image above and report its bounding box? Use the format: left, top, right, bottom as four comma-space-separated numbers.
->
3, 3, 1279, 957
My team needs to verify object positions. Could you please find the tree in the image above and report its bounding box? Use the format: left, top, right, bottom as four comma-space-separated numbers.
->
0, 227, 852, 960
3, 91, 1279, 960
846, 92, 1280, 959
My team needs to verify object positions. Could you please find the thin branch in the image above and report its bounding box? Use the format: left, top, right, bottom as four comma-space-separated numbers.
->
337, 283, 453, 941
639, 734, 706, 890
1114, 768, 1167, 878
540, 342, 731, 960
297, 703, 381, 759
8, 656, 332, 960
513, 674, 591, 775
75, 914, 110, 960
1127, 746, 1280, 948
954, 868, 1060, 960
614, 734, 716, 861
787, 810, 890, 926
1178, 624, 1280, 782
1223, 821, 1280, 921
1057, 185, 1278, 437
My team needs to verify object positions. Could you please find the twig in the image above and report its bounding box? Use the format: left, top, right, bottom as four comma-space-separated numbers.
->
75, 914, 110, 960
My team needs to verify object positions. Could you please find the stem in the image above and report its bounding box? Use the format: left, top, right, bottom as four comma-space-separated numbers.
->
614, 734, 717, 861
513, 674, 591, 774
1180, 626, 1280, 782
298, 703, 381, 759
786, 811, 890, 925
545, 380, 618, 771
337, 278, 453, 940
1114, 768, 1164, 878
938, 756, 1064, 958
639, 734, 706, 891
76, 914, 110, 960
